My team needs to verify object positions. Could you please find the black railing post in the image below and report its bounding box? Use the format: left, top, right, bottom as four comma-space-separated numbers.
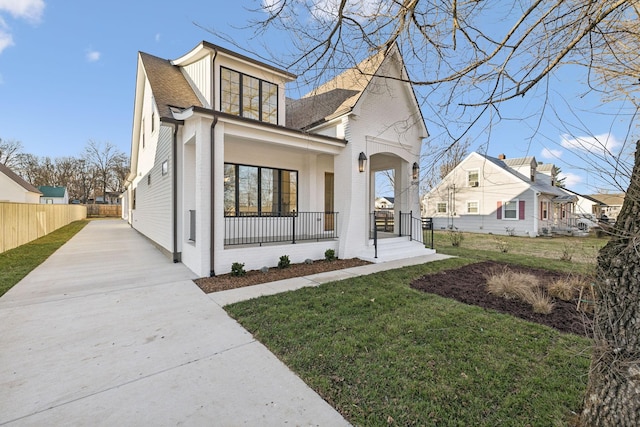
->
292, 213, 296, 244
409, 210, 413, 241
398, 211, 402, 237
373, 213, 378, 258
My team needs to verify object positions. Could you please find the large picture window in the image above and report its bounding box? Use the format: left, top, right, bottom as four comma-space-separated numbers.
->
220, 67, 278, 124
224, 163, 297, 216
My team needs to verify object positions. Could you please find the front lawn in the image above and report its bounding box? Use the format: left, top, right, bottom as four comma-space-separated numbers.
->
227, 257, 591, 426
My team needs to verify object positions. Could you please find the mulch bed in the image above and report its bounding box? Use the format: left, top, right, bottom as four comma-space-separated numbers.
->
194, 258, 372, 294
410, 261, 593, 337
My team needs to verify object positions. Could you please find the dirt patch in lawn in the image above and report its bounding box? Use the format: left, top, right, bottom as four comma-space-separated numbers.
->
195, 258, 372, 294
411, 261, 593, 337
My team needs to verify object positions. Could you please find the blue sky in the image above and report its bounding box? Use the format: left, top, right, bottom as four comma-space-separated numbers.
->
0, 0, 634, 195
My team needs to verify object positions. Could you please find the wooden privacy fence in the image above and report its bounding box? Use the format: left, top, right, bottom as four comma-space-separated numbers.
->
85, 204, 121, 218
0, 203, 87, 253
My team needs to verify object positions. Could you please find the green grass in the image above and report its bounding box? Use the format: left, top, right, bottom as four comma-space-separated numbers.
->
227, 257, 591, 426
0, 220, 89, 297
432, 230, 606, 275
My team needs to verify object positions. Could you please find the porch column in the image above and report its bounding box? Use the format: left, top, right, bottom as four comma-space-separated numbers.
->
211, 121, 225, 275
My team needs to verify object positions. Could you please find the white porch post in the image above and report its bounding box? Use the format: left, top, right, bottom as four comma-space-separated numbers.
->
212, 121, 225, 275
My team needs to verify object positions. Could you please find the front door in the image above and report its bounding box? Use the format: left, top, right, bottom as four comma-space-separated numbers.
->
324, 172, 334, 231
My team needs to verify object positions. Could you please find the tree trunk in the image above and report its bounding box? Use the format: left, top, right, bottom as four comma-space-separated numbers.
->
581, 141, 640, 426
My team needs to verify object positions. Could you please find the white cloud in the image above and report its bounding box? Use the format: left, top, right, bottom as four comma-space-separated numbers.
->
541, 147, 562, 159
558, 171, 583, 188
560, 133, 622, 154
0, 0, 45, 23
0, 26, 13, 54
155, 33, 160, 42
86, 49, 101, 62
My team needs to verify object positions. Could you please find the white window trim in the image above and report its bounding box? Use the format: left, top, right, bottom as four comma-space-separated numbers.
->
436, 201, 448, 214
467, 169, 479, 187
503, 199, 519, 221
541, 201, 549, 220
466, 200, 479, 214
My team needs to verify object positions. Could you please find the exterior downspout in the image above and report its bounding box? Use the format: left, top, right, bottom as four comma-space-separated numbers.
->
172, 123, 180, 262
210, 116, 218, 276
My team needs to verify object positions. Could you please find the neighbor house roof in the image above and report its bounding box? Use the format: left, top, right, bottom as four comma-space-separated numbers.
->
589, 193, 625, 206
286, 49, 386, 130
479, 153, 569, 198
139, 52, 203, 119
503, 156, 537, 168
563, 188, 605, 205
38, 186, 66, 198
0, 163, 41, 194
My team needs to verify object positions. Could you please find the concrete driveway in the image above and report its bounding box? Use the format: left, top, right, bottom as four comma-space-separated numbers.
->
0, 220, 349, 426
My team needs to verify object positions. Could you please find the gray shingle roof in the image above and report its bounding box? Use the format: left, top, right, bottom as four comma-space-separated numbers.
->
0, 163, 41, 194
286, 89, 360, 130
139, 52, 203, 119
286, 49, 385, 130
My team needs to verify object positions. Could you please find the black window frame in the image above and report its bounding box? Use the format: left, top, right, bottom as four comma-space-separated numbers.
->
220, 66, 279, 125
224, 162, 298, 217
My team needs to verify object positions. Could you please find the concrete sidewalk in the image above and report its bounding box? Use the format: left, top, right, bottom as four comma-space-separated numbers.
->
0, 219, 449, 426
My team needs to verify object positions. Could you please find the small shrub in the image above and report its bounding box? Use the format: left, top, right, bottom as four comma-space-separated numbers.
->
485, 268, 539, 300
548, 277, 583, 301
278, 255, 291, 269
560, 243, 574, 262
527, 288, 555, 314
448, 229, 464, 247
505, 227, 516, 237
495, 239, 509, 253
324, 249, 337, 261
231, 262, 246, 277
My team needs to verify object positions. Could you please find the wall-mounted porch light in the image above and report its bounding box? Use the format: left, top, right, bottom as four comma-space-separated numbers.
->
358, 152, 367, 173
412, 162, 420, 180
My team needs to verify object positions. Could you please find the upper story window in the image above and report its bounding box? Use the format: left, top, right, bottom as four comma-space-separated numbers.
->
468, 170, 479, 187
436, 202, 447, 213
220, 67, 278, 125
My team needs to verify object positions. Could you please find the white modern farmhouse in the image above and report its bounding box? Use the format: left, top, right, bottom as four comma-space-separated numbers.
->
123, 41, 432, 277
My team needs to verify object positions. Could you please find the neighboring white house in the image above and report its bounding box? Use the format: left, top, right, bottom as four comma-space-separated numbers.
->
563, 188, 605, 216
590, 193, 625, 221
38, 186, 69, 204
0, 163, 41, 203
422, 152, 578, 236
375, 196, 394, 210
123, 41, 432, 277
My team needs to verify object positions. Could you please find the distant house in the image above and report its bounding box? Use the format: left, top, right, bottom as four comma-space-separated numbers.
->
563, 188, 606, 217
375, 196, 395, 210
0, 163, 41, 203
423, 152, 579, 236
590, 193, 625, 221
123, 41, 432, 276
38, 186, 69, 204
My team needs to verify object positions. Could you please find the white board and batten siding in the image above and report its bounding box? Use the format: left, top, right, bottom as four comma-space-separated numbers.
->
131, 125, 174, 252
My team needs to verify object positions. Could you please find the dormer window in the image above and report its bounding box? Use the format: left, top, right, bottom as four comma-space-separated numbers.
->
221, 67, 278, 125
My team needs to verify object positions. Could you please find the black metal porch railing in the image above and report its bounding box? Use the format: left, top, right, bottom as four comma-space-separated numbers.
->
370, 211, 434, 258
224, 211, 339, 246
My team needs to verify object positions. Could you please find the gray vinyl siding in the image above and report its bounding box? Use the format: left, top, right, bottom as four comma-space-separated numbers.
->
133, 125, 173, 251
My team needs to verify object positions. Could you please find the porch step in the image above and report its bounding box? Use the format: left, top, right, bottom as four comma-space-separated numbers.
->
359, 236, 435, 263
